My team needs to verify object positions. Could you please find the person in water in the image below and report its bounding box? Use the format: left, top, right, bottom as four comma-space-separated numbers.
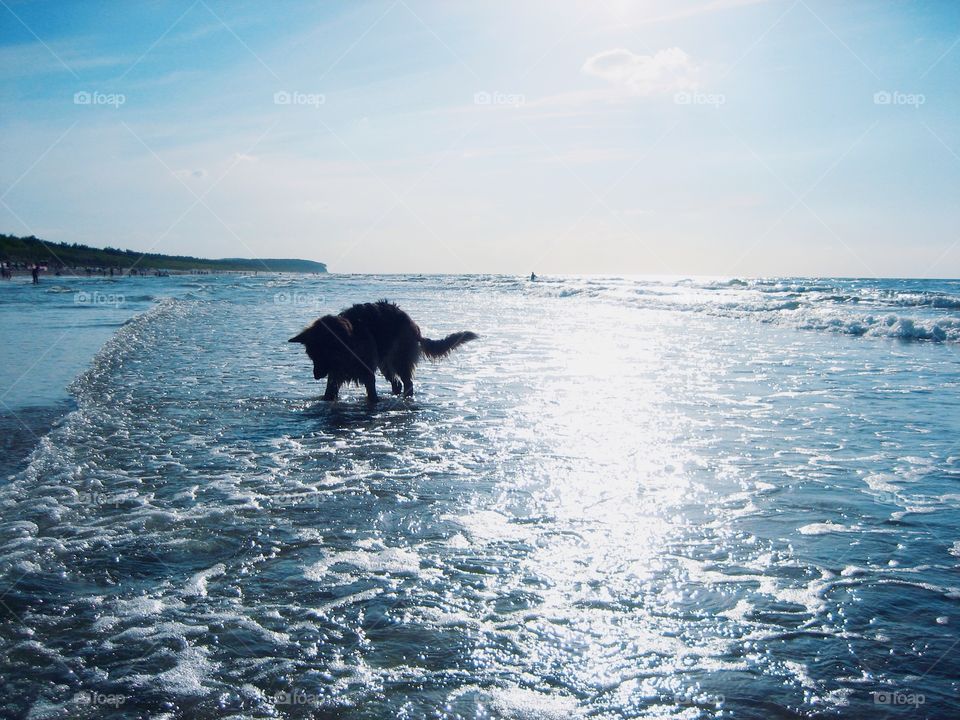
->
530, 272, 537, 281
31, 265, 39, 284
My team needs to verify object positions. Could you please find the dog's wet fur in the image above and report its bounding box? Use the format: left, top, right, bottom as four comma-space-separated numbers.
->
289, 300, 478, 401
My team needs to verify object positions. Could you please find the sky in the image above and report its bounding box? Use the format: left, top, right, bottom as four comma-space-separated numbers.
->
0, 0, 958, 276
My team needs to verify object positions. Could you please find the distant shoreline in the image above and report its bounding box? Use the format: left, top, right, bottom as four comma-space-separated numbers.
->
1, 232, 327, 275
0, 266, 316, 280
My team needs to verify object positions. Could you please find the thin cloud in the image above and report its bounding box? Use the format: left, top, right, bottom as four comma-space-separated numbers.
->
581, 47, 700, 95
0, 40, 134, 80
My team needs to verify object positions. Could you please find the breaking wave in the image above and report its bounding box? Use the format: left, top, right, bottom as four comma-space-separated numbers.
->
522, 275, 960, 343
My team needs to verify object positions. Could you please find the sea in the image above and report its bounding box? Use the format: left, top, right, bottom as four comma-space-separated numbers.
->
0, 272, 958, 719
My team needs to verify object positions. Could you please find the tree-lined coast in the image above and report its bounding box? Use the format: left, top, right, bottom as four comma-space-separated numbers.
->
0, 234, 327, 276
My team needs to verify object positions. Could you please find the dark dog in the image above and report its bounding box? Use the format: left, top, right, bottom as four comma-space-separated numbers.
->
288, 300, 478, 401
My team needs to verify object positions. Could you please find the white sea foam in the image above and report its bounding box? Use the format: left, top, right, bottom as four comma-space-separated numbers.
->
534, 276, 960, 342
304, 547, 423, 581
115, 596, 165, 617
446, 686, 582, 720
147, 645, 215, 696
485, 687, 582, 719
183, 564, 226, 598
798, 522, 861, 535
317, 587, 384, 611
442, 509, 529, 543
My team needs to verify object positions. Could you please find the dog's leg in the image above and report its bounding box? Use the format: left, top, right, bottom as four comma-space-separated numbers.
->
398, 340, 418, 398
363, 372, 379, 402
380, 365, 402, 395
322, 377, 341, 401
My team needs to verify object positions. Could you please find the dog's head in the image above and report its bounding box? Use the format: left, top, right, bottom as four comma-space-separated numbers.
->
288, 315, 353, 379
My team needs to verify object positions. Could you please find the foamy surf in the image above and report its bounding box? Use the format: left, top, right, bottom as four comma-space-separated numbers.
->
1, 273, 958, 718
523, 275, 960, 342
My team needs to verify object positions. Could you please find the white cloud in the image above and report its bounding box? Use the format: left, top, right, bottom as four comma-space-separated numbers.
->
581, 47, 699, 95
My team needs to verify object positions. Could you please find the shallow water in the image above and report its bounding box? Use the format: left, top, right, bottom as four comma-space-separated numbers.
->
1, 274, 959, 718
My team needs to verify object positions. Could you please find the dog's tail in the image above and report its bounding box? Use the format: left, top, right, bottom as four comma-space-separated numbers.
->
420, 331, 479, 359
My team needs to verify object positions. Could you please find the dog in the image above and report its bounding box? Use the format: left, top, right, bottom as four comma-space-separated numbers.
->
288, 300, 478, 401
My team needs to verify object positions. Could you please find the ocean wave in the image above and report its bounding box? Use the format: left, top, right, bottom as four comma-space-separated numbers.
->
886, 292, 960, 310
69, 297, 184, 402
529, 276, 960, 343
791, 310, 958, 342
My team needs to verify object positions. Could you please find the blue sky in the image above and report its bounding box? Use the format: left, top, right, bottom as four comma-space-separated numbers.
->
1, 0, 958, 276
